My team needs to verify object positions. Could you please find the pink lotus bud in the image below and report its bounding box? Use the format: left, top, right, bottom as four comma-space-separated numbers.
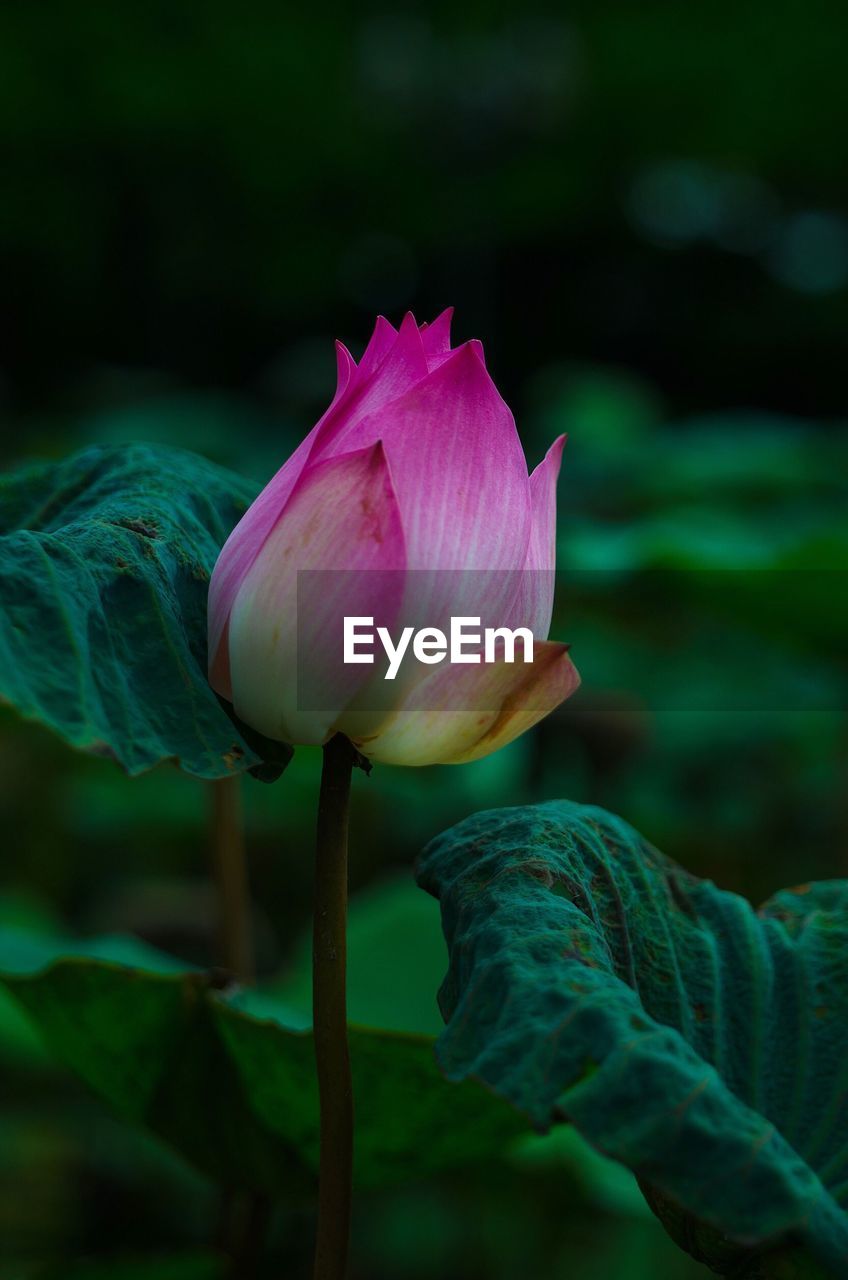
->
208, 312, 580, 766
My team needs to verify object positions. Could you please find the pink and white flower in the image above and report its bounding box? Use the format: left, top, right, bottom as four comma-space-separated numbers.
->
208, 311, 579, 766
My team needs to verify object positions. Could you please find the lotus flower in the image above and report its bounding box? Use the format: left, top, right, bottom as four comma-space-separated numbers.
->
208, 311, 579, 766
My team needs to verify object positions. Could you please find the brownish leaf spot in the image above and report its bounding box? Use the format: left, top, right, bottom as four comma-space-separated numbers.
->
223, 743, 246, 769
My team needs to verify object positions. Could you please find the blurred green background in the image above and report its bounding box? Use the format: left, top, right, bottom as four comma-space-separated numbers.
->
1, 2, 846, 1276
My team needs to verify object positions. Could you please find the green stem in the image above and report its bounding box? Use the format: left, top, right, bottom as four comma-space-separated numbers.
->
312, 734, 355, 1280
210, 776, 253, 983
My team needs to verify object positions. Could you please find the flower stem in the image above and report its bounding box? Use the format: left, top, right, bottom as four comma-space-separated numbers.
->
210, 776, 253, 983
312, 733, 356, 1280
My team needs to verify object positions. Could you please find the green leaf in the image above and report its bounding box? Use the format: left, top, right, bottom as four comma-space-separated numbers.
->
0, 950, 525, 1196
271, 874, 449, 1035
417, 800, 848, 1278
0, 442, 290, 779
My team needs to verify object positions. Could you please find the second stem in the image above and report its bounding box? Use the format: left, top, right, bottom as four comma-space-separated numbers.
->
312, 733, 355, 1280
211, 776, 253, 983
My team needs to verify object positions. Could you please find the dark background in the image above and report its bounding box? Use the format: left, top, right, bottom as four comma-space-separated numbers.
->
1, 3, 846, 1277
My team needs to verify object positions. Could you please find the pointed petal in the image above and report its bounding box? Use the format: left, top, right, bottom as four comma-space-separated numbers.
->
357, 315, 398, 381
351, 640, 580, 766
419, 307, 454, 368
469, 337, 486, 367
312, 311, 429, 461
207, 342, 359, 663
334, 340, 356, 396
208, 431, 317, 663
360, 342, 531, 571
527, 435, 565, 574
226, 442, 407, 744
331, 341, 532, 634
450, 642, 579, 763
507, 434, 566, 638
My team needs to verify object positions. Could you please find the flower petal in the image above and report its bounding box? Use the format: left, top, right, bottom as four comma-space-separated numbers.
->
469, 337, 486, 367
225, 442, 406, 745
333, 340, 357, 398
419, 307, 454, 368
350, 640, 580, 766
356, 341, 533, 637
450, 642, 579, 764
352, 342, 531, 571
207, 339, 357, 664
506, 434, 566, 638
527, 436, 565, 574
357, 315, 398, 381
313, 311, 429, 461
209, 614, 233, 701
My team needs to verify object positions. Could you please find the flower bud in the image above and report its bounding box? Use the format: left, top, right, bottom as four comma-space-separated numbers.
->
208, 311, 579, 765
